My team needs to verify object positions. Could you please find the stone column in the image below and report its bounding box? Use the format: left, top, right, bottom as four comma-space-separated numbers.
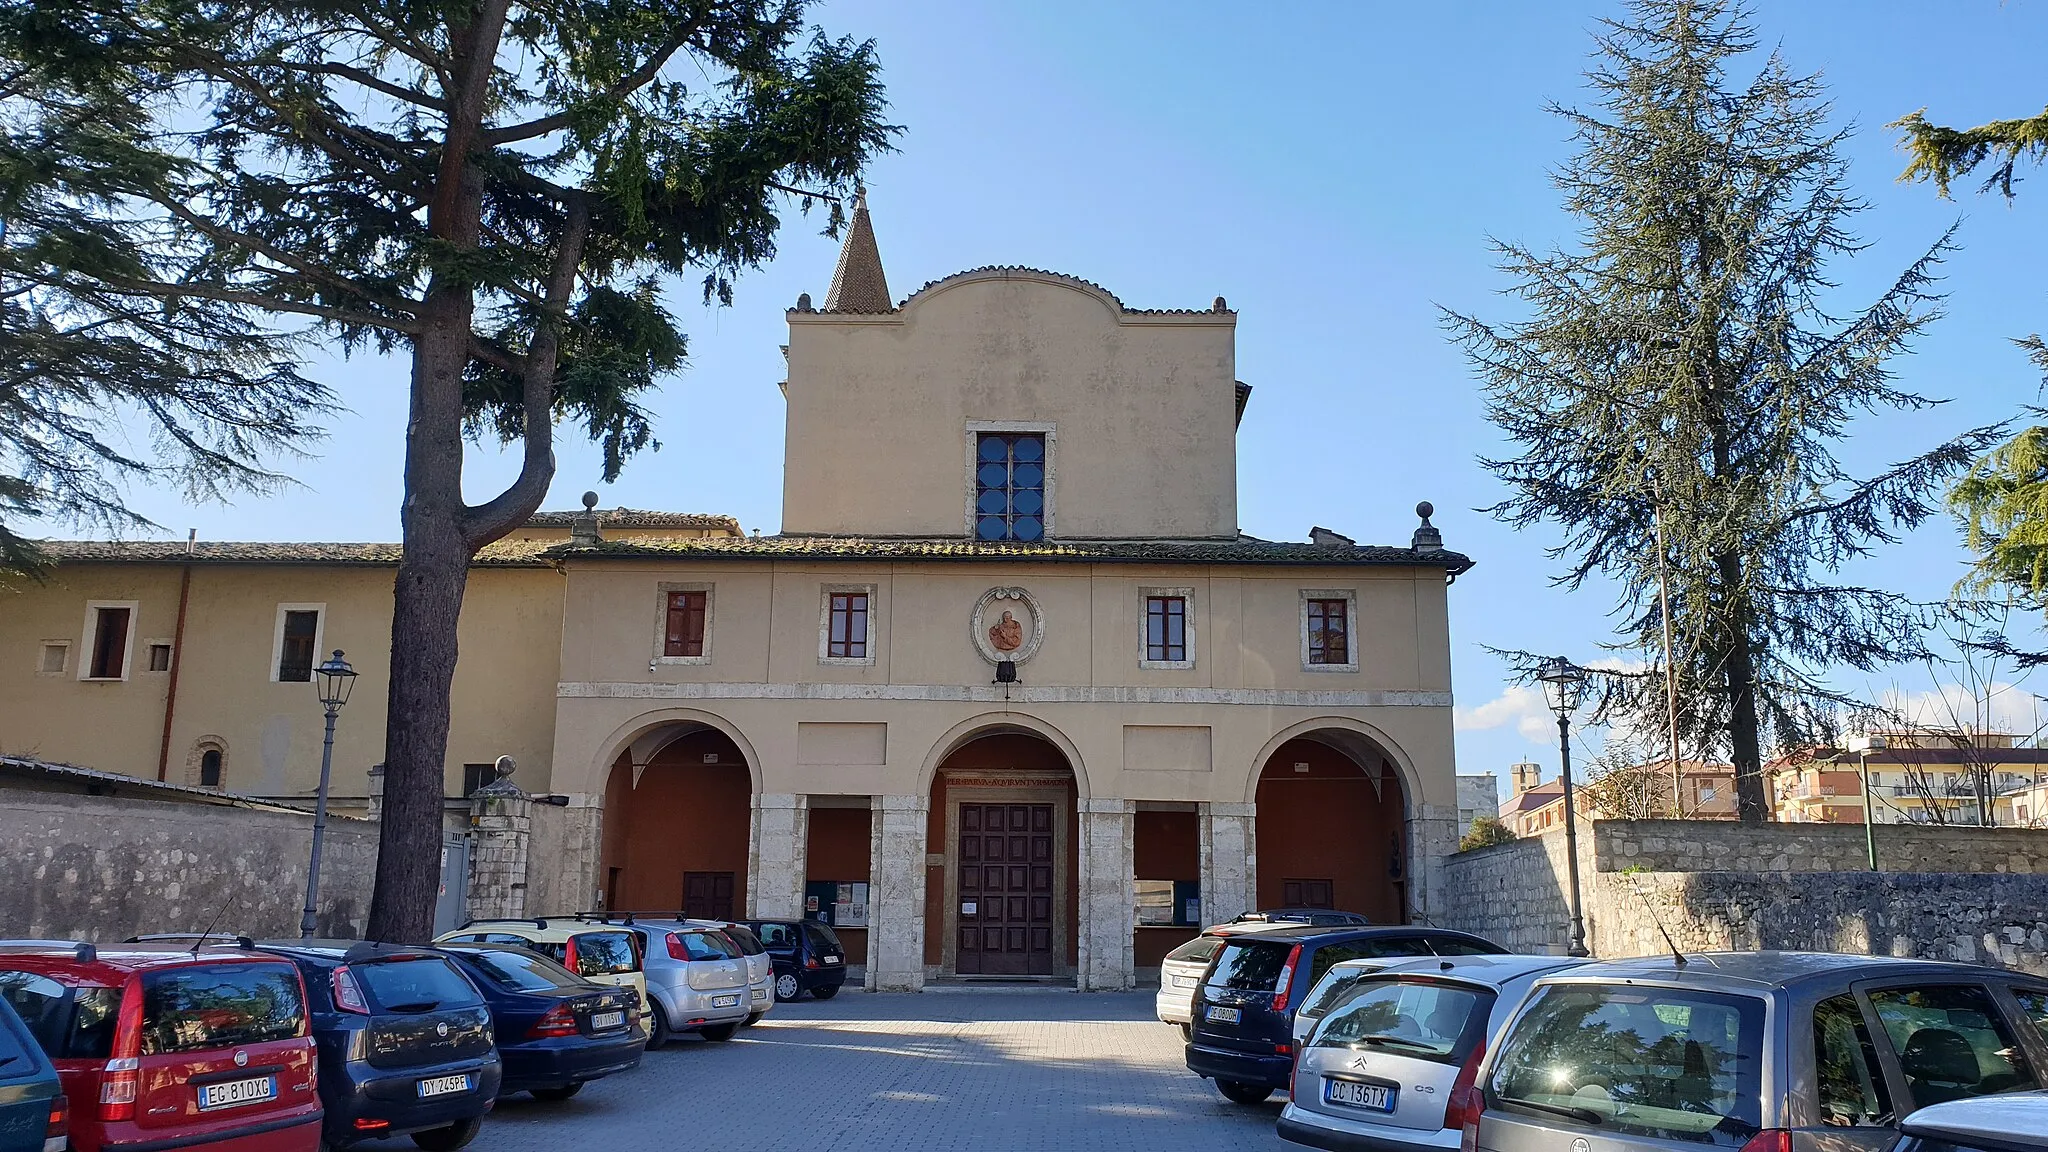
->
747, 793, 809, 919
1406, 802, 1461, 926
867, 794, 929, 992
1200, 801, 1257, 926
1075, 797, 1136, 991
468, 782, 534, 921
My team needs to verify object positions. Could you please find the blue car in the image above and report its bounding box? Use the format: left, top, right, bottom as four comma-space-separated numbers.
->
437, 945, 644, 1100
0, 988, 63, 1152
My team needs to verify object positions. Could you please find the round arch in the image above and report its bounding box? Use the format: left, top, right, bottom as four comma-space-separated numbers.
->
917, 711, 1091, 799
588, 707, 764, 795
1243, 716, 1421, 810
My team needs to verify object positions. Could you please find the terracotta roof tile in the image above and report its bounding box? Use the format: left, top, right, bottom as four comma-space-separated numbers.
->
523, 508, 739, 532
552, 534, 1474, 571
38, 539, 554, 567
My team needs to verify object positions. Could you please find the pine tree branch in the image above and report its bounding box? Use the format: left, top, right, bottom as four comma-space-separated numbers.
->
482, 26, 700, 145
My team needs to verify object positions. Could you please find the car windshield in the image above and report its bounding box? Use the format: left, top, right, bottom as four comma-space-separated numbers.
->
353, 957, 482, 1012
1165, 937, 1223, 966
1313, 978, 1492, 1064
572, 932, 639, 976
1206, 940, 1294, 993
139, 964, 304, 1054
1298, 964, 1383, 1020
674, 932, 738, 961
1490, 983, 1765, 1143
454, 948, 590, 992
720, 926, 765, 956
804, 922, 842, 953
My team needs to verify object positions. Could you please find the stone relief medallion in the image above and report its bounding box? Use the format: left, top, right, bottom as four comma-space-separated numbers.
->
970, 585, 1045, 665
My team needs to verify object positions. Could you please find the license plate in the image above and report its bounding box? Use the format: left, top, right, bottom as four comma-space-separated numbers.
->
590, 1010, 624, 1031
1324, 1079, 1395, 1112
1205, 1006, 1241, 1024
1172, 975, 1197, 988
822, 955, 840, 965
415, 1074, 472, 1098
711, 994, 740, 1008
197, 1076, 275, 1111
752, 988, 768, 1000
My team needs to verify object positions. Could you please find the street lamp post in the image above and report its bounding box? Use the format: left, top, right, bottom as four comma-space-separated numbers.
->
1846, 733, 1887, 872
1537, 656, 1591, 958
301, 650, 357, 938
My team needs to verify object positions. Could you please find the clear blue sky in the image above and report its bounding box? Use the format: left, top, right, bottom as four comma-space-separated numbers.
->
80, 1, 2048, 787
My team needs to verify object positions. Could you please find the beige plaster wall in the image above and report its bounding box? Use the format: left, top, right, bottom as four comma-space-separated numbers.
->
782, 271, 1240, 539
0, 563, 565, 800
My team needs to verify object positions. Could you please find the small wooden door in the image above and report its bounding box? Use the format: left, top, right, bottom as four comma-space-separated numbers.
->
683, 871, 735, 919
956, 803, 1055, 975
1282, 878, 1334, 909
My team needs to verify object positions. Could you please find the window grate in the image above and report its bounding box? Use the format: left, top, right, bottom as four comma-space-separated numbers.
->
973, 433, 1046, 541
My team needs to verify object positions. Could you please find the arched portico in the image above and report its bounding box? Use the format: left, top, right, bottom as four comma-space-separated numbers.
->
595, 711, 758, 917
1251, 722, 1412, 923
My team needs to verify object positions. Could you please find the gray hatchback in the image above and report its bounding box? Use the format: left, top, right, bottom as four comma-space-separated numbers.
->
1469, 952, 2048, 1152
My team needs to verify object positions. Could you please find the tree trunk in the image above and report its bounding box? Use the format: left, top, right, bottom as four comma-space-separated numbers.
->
1717, 551, 1771, 825
365, 307, 475, 943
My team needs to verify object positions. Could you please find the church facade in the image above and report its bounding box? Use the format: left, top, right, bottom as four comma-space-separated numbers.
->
0, 199, 1470, 990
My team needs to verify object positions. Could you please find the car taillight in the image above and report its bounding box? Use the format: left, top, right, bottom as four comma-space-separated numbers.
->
1446, 1040, 1487, 1152
1269, 945, 1304, 1014
666, 933, 688, 961
805, 955, 819, 969
45, 1093, 68, 1148
1737, 1132, 1791, 1152
331, 965, 369, 1014
525, 1004, 579, 1039
102, 978, 143, 1122
563, 938, 580, 973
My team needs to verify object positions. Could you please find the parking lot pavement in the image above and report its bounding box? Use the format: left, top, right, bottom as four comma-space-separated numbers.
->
400, 989, 1294, 1152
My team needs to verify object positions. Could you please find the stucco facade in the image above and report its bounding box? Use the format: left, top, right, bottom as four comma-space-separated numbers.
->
3, 199, 1470, 989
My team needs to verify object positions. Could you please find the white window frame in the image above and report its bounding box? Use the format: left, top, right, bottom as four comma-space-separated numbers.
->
1137, 586, 1196, 670
78, 601, 139, 682
963, 420, 1057, 540
270, 603, 327, 683
1299, 588, 1359, 673
142, 638, 174, 674
653, 582, 715, 666
818, 583, 878, 667
36, 640, 70, 677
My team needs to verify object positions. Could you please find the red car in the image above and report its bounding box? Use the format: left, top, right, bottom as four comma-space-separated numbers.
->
0, 943, 321, 1152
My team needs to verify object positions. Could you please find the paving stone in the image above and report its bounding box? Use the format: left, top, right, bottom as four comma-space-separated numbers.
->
362, 990, 1290, 1152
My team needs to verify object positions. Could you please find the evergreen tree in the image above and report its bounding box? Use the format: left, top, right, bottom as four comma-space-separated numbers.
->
1894, 102, 2048, 613
1446, 0, 2003, 823
0, 0, 893, 940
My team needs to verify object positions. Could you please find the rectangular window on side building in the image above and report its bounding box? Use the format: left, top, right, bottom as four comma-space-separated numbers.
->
665, 591, 707, 657
277, 610, 319, 682
88, 607, 131, 679
1145, 596, 1186, 662
828, 592, 869, 659
1306, 598, 1349, 665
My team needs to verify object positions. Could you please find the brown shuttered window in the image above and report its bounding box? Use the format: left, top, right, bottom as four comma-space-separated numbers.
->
1145, 596, 1186, 662
89, 607, 131, 679
828, 592, 869, 659
1306, 598, 1349, 665
665, 591, 707, 657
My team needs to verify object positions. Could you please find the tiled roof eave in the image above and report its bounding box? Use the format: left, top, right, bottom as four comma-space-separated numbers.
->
543, 535, 1474, 572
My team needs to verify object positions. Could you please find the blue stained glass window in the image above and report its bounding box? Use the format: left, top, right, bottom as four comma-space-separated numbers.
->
973, 433, 1047, 541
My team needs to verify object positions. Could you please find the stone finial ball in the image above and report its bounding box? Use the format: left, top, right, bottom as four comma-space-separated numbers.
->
1416, 501, 1434, 520
1213, 296, 1228, 311
581, 490, 599, 509
494, 755, 517, 778
796, 292, 813, 311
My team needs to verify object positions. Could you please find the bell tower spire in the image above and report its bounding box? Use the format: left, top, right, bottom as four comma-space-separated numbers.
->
823, 190, 891, 312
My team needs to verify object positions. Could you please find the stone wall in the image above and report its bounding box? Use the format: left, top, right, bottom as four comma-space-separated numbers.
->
1443, 818, 2048, 973
1, 791, 376, 940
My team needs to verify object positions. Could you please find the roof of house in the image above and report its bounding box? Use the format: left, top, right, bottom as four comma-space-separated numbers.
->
521, 508, 740, 532
1500, 780, 1563, 816
551, 533, 1474, 572
821, 192, 891, 313
36, 539, 556, 567
0, 753, 326, 814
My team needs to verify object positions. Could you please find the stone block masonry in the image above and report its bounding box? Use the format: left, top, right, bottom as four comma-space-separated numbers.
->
2, 792, 376, 939
1443, 818, 2048, 974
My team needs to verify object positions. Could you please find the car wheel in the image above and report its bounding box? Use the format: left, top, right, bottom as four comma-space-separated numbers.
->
699, 1022, 738, 1042
1178, 1022, 1192, 1042
409, 1117, 483, 1152
811, 984, 839, 1000
744, 1011, 764, 1027
1216, 1081, 1274, 1106
530, 1083, 582, 1102
774, 973, 801, 1002
649, 1001, 674, 1047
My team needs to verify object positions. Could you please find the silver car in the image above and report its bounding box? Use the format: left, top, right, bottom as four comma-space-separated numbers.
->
702, 921, 775, 1024
1470, 952, 2048, 1152
1279, 954, 1585, 1152
614, 919, 755, 1046
1893, 1090, 2048, 1152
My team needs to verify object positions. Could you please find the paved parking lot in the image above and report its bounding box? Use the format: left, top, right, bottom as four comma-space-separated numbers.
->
400, 989, 1292, 1152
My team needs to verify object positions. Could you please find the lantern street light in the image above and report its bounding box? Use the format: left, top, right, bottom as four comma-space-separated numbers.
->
301, 650, 357, 938
1536, 656, 1591, 958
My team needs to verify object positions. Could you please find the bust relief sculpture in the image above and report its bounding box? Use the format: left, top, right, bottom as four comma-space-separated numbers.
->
989, 610, 1024, 652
